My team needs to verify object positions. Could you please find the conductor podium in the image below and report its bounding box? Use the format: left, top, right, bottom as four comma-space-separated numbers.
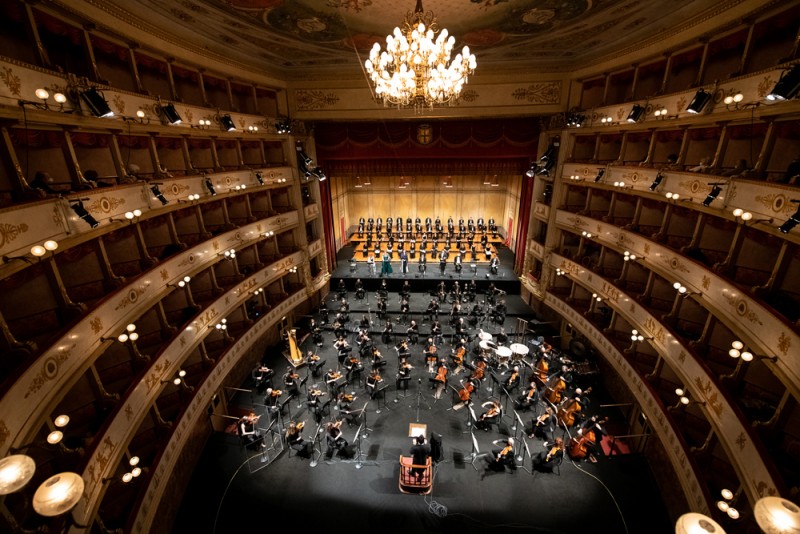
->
398, 456, 432, 494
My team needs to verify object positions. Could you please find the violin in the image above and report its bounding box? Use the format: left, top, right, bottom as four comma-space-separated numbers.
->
545, 443, 563, 462
481, 404, 500, 420
310, 388, 325, 397
340, 392, 355, 403
434, 365, 448, 383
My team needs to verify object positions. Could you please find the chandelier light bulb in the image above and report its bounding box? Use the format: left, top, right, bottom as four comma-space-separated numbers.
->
136, 110, 145, 118
680, 396, 690, 405
741, 211, 752, 221
129, 332, 138, 341
727, 507, 740, 519
179, 370, 186, 378
724, 95, 734, 105
131, 467, 142, 477
44, 240, 59, 251
741, 351, 754, 362
733, 208, 743, 217
729, 348, 741, 358
118, 333, 129, 343
718, 500, 730, 512
173, 377, 181, 385
673, 282, 681, 290
675, 388, 684, 396
127, 324, 136, 332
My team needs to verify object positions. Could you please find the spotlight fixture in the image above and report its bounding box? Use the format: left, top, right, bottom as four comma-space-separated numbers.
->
150, 184, 169, 206
254, 172, 265, 186
220, 114, 236, 132
702, 183, 724, 207
649, 173, 664, 191
686, 89, 711, 114
80, 87, 114, 118
766, 64, 800, 101
715, 488, 740, 520
262, 230, 275, 237
70, 199, 99, 228
107, 456, 144, 484
275, 119, 292, 135
594, 169, 605, 182
626, 104, 645, 123
205, 178, 217, 196
525, 163, 537, 179
778, 200, 800, 234
159, 103, 182, 125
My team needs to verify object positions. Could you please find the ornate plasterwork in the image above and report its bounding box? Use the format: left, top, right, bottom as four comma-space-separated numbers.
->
721, 292, 764, 326
295, 90, 340, 110
0, 66, 21, 96
114, 285, 149, 311
24, 345, 75, 399
87, 196, 126, 214
0, 223, 29, 249
511, 82, 561, 104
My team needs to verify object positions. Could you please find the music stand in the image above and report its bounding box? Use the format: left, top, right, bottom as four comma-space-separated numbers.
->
374, 384, 391, 414
309, 420, 326, 468
513, 410, 527, 449
519, 437, 533, 475
297, 375, 309, 409
465, 404, 478, 434
248, 418, 279, 474
353, 423, 365, 469
468, 430, 482, 471
411, 377, 432, 422
356, 401, 371, 437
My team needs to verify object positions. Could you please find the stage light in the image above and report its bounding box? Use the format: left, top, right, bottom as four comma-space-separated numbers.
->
702, 183, 724, 207
80, 87, 114, 118
313, 167, 327, 181
160, 103, 182, 124
255, 172, 264, 185
275, 119, 292, 134
766, 64, 800, 101
686, 89, 711, 114
220, 114, 236, 132
150, 184, 169, 206
70, 200, 99, 228
205, 178, 217, 196
594, 169, 605, 182
626, 104, 645, 123
778, 200, 800, 234
525, 163, 536, 178
649, 172, 664, 191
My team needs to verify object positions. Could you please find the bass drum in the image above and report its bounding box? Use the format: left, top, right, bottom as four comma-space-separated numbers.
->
569, 338, 588, 358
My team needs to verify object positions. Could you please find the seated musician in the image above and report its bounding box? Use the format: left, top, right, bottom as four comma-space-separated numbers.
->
310, 318, 323, 346
432, 358, 448, 399
264, 388, 282, 411
333, 316, 346, 339
425, 299, 438, 322
409, 435, 431, 481
355, 284, 366, 301
358, 333, 373, 358
476, 400, 502, 432
485, 438, 515, 472
337, 392, 359, 425
377, 297, 387, 320
469, 356, 487, 383
533, 437, 564, 473
406, 320, 419, 344
527, 406, 555, 440
237, 412, 265, 448
395, 338, 410, 358
382, 319, 394, 344
366, 369, 384, 399
325, 420, 350, 459
454, 317, 467, 340
423, 338, 439, 372
324, 369, 344, 394
504, 366, 520, 391
495, 326, 508, 345
454, 254, 462, 273
333, 336, 352, 366
371, 346, 387, 370
468, 302, 482, 326
495, 298, 507, 320
283, 367, 300, 397
359, 313, 371, 330
490, 255, 499, 274
337, 279, 347, 299
400, 280, 411, 299
453, 378, 476, 410
306, 350, 325, 377
451, 339, 467, 375
514, 380, 539, 410
396, 357, 413, 389
576, 415, 607, 462
431, 320, 443, 345
254, 364, 274, 393
344, 354, 364, 382
285, 421, 313, 458
449, 301, 461, 325
307, 386, 327, 422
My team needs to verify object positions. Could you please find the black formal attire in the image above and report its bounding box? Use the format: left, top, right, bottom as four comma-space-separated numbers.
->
410, 441, 431, 479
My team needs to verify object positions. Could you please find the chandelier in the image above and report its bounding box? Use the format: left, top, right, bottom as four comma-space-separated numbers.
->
364, 0, 477, 110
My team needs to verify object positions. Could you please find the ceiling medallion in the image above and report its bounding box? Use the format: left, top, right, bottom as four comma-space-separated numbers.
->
364, 0, 476, 112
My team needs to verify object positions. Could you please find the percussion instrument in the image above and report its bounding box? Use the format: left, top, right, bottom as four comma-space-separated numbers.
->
478, 331, 492, 342
496, 346, 513, 365
479, 340, 494, 358
510, 343, 529, 362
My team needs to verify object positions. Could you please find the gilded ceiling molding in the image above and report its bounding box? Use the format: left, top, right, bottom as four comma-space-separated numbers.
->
511, 81, 561, 104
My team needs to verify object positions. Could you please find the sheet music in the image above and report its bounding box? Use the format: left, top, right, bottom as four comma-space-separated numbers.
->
353, 423, 364, 442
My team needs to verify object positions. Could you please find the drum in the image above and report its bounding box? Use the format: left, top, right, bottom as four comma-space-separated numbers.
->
496, 346, 512, 365
479, 340, 494, 358
510, 343, 529, 362
478, 331, 492, 342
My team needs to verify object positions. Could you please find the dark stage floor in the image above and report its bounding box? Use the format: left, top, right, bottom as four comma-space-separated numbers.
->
174, 247, 673, 534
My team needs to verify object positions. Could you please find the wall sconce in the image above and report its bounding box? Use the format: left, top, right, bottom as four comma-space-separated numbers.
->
205, 178, 217, 196
135, 110, 150, 124
581, 231, 594, 239
255, 172, 264, 185
665, 191, 689, 203
723, 91, 744, 110
673, 387, 706, 408
247, 125, 259, 133
525, 163, 537, 178
252, 287, 263, 297
70, 199, 99, 228
289, 267, 298, 273
275, 118, 292, 134
630, 329, 652, 343
555, 268, 565, 276
214, 319, 227, 331
162, 369, 192, 390
626, 104, 645, 123
19, 87, 68, 111
220, 114, 236, 132
149, 184, 169, 206
2, 240, 58, 264
180, 193, 201, 203
193, 119, 211, 130
594, 168, 605, 182
110, 209, 142, 223
101, 323, 139, 343
623, 251, 637, 262
104, 456, 142, 484
765, 64, 800, 101
672, 282, 698, 297
168, 276, 191, 288
702, 183, 724, 207
687, 89, 712, 114
649, 173, 664, 191
8, 414, 72, 454
778, 199, 800, 234
233, 184, 247, 192
754, 496, 800, 533
159, 103, 182, 125
728, 340, 777, 363
652, 106, 668, 119
568, 175, 583, 182
566, 113, 585, 127
32, 472, 85, 518
716, 488, 740, 520
599, 116, 613, 125
262, 230, 275, 238
591, 293, 602, 302
0, 454, 36, 495
79, 87, 114, 118
220, 248, 236, 260
612, 180, 631, 188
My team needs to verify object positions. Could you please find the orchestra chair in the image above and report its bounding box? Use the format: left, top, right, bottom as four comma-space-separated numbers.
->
398, 456, 433, 495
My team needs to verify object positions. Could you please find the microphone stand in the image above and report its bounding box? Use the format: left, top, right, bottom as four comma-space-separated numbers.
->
309, 420, 325, 468
411, 377, 432, 422
468, 429, 482, 472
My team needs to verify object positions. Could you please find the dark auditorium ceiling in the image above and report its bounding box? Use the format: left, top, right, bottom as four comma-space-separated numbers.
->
91, 0, 736, 79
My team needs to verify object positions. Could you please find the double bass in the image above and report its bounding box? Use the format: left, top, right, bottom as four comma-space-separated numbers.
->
568, 429, 595, 460
557, 392, 588, 427
544, 375, 566, 404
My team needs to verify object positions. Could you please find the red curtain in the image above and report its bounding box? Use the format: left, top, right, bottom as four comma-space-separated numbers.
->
11, 129, 64, 148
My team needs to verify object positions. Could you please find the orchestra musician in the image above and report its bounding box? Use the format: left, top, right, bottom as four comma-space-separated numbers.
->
325, 420, 351, 459
333, 315, 346, 340
395, 338, 410, 358
382, 319, 394, 344
452, 342, 466, 375
439, 249, 448, 274
534, 355, 549, 386
454, 254, 462, 273
285, 421, 313, 458
453, 379, 476, 410
406, 320, 419, 345
544, 374, 567, 405
325, 369, 344, 395
237, 412, 265, 448
432, 359, 448, 399
568, 415, 607, 463
310, 318, 323, 346
514, 379, 539, 411
504, 366, 520, 391
366, 369, 384, 399
307, 386, 327, 422
424, 338, 438, 372
469, 357, 487, 383
344, 354, 364, 383
264, 388, 282, 410
306, 350, 325, 377
283, 367, 300, 397
476, 400, 502, 432
490, 255, 499, 275
377, 297, 387, 320
527, 406, 555, 440
337, 279, 347, 300
431, 320, 443, 346
418, 252, 427, 272
337, 392, 359, 425
359, 313, 371, 331
396, 357, 413, 390
485, 438, 515, 472
371, 346, 387, 370
399, 297, 410, 323
253, 364, 274, 393
425, 299, 439, 323
533, 437, 564, 473
333, 336, 352, 366
557, 395, 584, 427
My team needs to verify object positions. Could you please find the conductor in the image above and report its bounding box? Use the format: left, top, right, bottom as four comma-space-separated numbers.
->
410, 434, 431, 481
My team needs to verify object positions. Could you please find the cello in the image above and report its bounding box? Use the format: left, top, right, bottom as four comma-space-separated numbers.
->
458, 381, 475, 403
568, 429, 595, 460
